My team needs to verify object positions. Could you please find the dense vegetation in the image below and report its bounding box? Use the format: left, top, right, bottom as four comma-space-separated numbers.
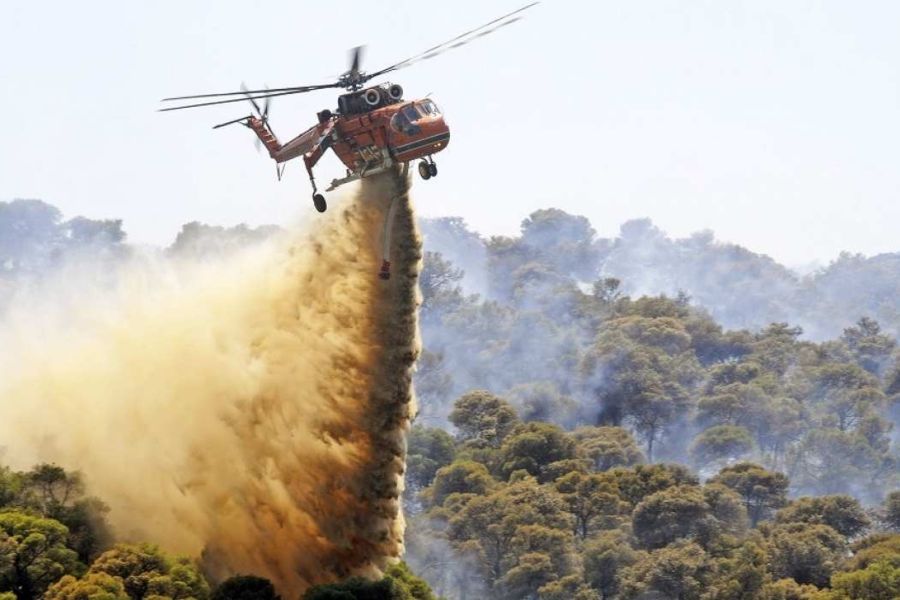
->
405, 395, 900, 599
0, 463, 435, 600
2, 199, 900, 598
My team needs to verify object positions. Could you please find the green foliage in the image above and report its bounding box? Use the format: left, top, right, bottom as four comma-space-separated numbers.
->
845, 533, 900, 570
618, 540, 711, 600
210, 575, 279, 600
406, 427, 456, 495
571, 426, 644, 471
632, 485, 710, 549
554, 472, 627, 538
84, 543, 209, 600
302, 562, 436, 600
497, 422, 577, 480
883, 491, 900, 531
46, 572, 129, 600
710, 462, 789, 526
0, 463, 112, 562
582, 530, 641, 599
690, 424, 755, 466
448, 391, 519, 449
0, 510, 82, 599
761, 578, 828, 599
427, 461, 494, 507
776, 496, 870, 538
830, 559, 900, 599
766, 523, 846, 587
445, 476, 573, 586
607, 463, 698, 507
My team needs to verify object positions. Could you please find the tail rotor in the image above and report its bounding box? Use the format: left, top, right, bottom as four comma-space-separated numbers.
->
241, 82, 277, 151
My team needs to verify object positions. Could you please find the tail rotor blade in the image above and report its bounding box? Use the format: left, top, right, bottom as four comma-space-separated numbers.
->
240, 82, 264, 117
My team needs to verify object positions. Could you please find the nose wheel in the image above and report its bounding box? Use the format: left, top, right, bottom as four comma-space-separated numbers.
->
418, 159, 438, 180
313, 194, 327, 213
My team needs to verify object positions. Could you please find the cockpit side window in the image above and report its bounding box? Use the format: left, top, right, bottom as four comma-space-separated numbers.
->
391, 105, 422, 135
403, 105, 420, 123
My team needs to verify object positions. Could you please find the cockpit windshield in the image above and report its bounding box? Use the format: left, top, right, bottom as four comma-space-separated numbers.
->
417, 100, 441, 116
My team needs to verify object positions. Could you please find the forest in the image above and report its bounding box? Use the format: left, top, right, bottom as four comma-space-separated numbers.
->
1, 198, 900, 599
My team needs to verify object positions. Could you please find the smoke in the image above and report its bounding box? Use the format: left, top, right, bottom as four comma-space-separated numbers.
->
0, 170, 421, 596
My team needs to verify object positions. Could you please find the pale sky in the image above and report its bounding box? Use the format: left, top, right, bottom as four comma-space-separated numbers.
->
2, 1, 898, 266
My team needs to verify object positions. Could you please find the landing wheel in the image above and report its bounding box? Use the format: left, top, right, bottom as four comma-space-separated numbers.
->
313, 194, 327, 213
418, 161, 432, 180
428, 162, 438, 177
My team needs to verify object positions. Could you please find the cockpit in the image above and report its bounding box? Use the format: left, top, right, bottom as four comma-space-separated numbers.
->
391, 100, 442, 135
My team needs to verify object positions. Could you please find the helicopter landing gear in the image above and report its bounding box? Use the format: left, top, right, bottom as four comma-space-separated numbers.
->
313, 194, 327, 213
418, 157, 438, 180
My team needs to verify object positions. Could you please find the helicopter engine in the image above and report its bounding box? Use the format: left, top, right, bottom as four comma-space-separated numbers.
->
387, 84, 403, 101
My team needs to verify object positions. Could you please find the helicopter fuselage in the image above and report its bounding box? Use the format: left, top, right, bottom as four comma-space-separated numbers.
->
253, 85, 449, 193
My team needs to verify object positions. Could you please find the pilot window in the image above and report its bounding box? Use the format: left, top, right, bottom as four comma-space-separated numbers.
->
391, 105, 423, 135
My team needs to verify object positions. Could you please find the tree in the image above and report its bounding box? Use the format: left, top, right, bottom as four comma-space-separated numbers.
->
518, 208, 600, 280
426, 461, 494, 508
86, 543, 209, 600
840, 317, 896, 376
446, 477, 573, 587
582, 530, 641, 599
45, 573, 129, 600
419, 252, 466, 324
383, 563, 437, 600
883, 491, 900, 531
632, 485, 709, 549
830, 559, 900, 600
448, 391, 519, 449
760, 578, 828, 599
766, 523, 846, 587
775, 495, 870, 538
690, 425, 755, 467
413, 351, 454, 421
498, 423, 577, 480
406, 427, 456, 500
498, 553, 555, 600
607, 463, 698, 507
571, 427, 644, 471
554, 472, 627, 539
710, 462, 789, 526
618, 541, 711, 600
507, 382, 579, 428
302, 577, 397, 600
537, 574, 599, 600
0, 511, 82, 600
703, 540, 767, 600
12, 464, 112, 562
211, 575, 279, 600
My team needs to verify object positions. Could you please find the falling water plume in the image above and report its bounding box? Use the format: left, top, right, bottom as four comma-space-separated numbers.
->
0, 168, 422, 596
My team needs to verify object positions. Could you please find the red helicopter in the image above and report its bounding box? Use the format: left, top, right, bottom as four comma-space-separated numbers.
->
160, 3, 537, 214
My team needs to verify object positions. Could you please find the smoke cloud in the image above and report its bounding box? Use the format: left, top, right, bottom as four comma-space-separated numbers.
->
0, 170, 421, 596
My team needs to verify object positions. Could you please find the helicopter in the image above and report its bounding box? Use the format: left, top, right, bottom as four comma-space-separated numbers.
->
160, 3, 537, 214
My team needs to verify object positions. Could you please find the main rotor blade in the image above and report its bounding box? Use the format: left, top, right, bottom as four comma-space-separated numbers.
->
349, 45, 364, 74
161, 83, 337, 102
158, 88, 334, 112
365, 2, 537, 81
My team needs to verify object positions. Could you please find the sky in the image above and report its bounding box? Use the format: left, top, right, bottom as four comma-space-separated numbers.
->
1, 0, 899, 266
